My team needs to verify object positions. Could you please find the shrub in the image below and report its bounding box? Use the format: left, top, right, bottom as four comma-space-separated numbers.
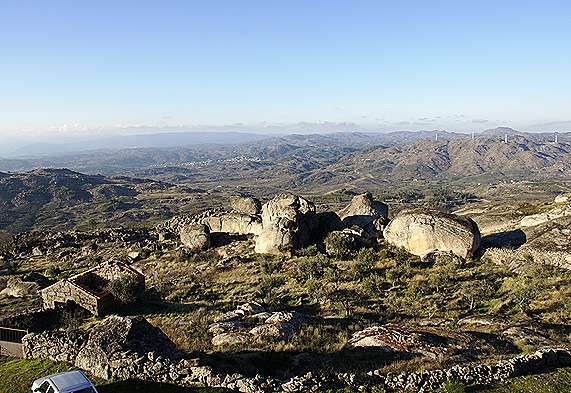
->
297, 254, 331, 281
350, 247, 378, 279
0, 231, 13, 255
324, 232, 354, 259
361, 273, 385, 298
107, 274, 143, 305
44, 265, 61, 278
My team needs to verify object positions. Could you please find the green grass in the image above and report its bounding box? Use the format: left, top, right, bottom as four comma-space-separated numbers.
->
469, 367, 571, 393
0, 356, 225, 393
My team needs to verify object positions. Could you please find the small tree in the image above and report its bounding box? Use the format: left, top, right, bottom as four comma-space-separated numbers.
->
0, 231, 13, 255
107, 274, 143, 305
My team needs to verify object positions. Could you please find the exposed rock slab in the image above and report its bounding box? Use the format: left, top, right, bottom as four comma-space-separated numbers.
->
383, 209, 481, 259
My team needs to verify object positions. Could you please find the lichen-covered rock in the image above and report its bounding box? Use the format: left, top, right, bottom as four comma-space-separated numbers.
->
23, 330, 87, 362
249, 323, 296, 341
337, 192, 388, 238
502, 327, 553, 347
180, 223, 211, 251
255, 194, 318, 255
349, 324, 471, 361
211, 332, 250, 346
265, 311, 308, 329
75, 315, 177, 379
383, 209, 480, 260
231, 197, 262, 215
208, 322, 249, 335
238, 302, 266, 315
202, 213, 263, 236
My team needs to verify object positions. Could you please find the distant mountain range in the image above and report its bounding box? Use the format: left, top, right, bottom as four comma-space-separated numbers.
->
0, 127, 569, 176
1, 128, 571, 233
2, 131, 274, 157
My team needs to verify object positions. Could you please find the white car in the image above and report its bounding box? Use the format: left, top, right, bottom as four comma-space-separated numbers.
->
31, 370, 98, 393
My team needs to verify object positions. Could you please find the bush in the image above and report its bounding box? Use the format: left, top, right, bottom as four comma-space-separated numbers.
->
324, 232, 354, 259
0, 231, 13, 255
361, 273, 385, 298
297, 254, 331, 281
107, 274, 143, 305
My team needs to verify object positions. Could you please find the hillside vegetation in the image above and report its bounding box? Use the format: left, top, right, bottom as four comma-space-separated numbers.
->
2, 130, 571, 392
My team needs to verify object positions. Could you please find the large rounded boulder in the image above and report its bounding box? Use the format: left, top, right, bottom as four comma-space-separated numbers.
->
231, 197, 262, 215
254, 194, 318, 255
180, 223, 211, 251
383, 209, 481, 260
337, 192, 388, 238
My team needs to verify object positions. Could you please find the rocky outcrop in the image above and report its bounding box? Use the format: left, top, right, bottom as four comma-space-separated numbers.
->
255, 194, 318, 255
383, 209, 481, 260
519, 205, 571, 228
554, 193, 571, 204
202, 213, 263, 236
0, 273, 49, 298
231, 197, 262, 215
349, 324, 474, 361
159, 209, 263, 240
24, 315, 177, 380
23, 324, 571, 392
210, 303, 309, 346
337, 192, 388, 238
180, 223, 211, 251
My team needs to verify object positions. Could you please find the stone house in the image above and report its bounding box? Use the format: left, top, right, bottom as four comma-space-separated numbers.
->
41, 261, 145, 316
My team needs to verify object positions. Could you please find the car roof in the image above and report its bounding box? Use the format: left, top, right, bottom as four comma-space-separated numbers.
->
34, 371, 93, 392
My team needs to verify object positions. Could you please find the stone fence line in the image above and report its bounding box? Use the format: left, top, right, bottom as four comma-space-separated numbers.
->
22, 328, 571, 393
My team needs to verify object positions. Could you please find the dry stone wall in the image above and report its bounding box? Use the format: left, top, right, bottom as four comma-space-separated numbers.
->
41, 281, 102, 315
21, 316, 571, 392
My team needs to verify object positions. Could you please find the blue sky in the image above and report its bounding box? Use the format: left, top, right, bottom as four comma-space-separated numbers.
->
1, 0, 570, 137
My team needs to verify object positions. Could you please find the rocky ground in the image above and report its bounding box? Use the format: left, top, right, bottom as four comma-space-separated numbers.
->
2, 190, 571, 391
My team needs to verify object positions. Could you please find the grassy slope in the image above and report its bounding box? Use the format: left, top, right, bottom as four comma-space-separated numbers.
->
0, 356, 225, 393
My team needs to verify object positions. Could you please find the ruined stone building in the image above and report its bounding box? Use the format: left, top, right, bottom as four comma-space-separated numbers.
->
41, 261, 145, 316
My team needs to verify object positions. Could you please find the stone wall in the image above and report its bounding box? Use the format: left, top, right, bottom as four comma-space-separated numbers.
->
41, 281, 102, 315
484, 247, 571, 271
22, 326, 571, 392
